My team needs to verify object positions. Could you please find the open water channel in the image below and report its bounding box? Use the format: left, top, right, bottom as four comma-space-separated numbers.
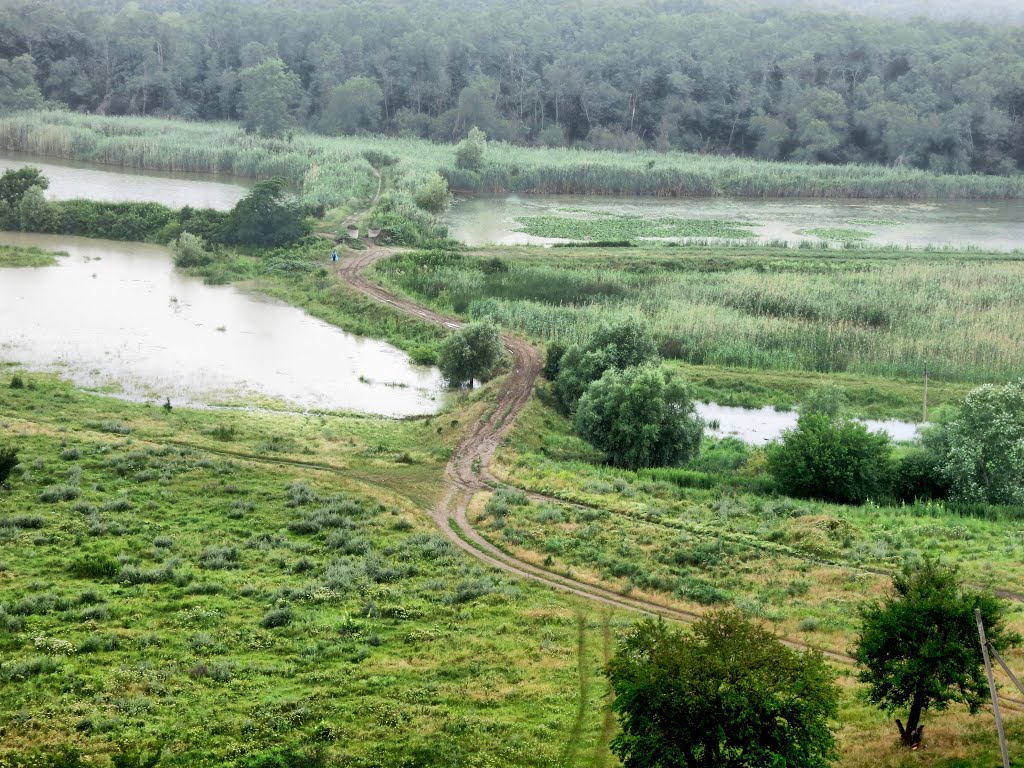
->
0, 153, 447, 417
1, 152, 928, 437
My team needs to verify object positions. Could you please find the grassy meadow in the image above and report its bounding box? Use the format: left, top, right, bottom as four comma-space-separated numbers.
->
373, 244, 1024, 389
4, 375, 1024, 768
0, 372, 622, 767
6, 111, 1024, 203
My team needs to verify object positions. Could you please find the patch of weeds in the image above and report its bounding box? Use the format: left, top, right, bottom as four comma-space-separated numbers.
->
198, 546, 240, 570
39, 484, 79, 503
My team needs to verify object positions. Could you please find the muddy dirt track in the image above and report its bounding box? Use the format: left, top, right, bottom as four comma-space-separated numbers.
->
335, 243, 872, 666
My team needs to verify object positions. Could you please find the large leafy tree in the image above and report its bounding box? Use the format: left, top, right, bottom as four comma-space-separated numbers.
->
223, 177, 308, 247
856, 558, 1018, 747
607, 612, 839, 768
942, 378, 1024, 505
238, 57, 303, 137
552, 318, 659, 412
766, 413, 892, 504
574, 365, 703, 470
0, 167, 48, 207
320, 76, 383, 135
437, 322, 502, 387
0, 54, 43, 111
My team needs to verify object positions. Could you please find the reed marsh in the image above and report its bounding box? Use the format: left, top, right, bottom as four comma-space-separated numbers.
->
6, 112, 1024, 210
375, 245, 1024, 386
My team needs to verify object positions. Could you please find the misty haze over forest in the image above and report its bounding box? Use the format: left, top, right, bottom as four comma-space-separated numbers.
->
2, 0, 1024, 176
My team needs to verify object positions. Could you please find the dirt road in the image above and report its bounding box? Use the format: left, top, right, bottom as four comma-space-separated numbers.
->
335, 243, 868, 664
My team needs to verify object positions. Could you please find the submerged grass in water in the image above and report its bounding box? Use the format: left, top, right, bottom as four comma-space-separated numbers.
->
0, 245, 65, 268
514, 215, 758, 240
798, 227, 874, 241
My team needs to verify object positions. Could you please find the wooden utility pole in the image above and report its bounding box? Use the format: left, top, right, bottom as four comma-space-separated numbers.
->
976, 608, 1011, 768
923, 367, 929, 423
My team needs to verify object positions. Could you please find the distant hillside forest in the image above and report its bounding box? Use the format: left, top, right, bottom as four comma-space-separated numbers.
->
1, 0, 1023, 175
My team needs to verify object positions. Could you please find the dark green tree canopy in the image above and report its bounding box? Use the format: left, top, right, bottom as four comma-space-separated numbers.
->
553, 318, 659, 412
4, 0, 1024, 173
0, 166, 48, 207
0, 54, 43, 111
238, 57, 303, 137
767, 412, 892, 504
574, 364, 703, 470
223, 177, 309, 247
437, 321, 502, 387
856, 558, 1018, 746
607, 612, 839, 768
320, 76, 383, 135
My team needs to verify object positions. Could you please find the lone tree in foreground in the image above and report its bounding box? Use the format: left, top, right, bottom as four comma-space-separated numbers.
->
856, 558, 1017, 747
607, 612, 839, 768
437, 322, 502, 387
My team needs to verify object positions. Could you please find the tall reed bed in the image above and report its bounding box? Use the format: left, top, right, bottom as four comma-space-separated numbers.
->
4, 111, 1024, 201
374, 248, 1024, 383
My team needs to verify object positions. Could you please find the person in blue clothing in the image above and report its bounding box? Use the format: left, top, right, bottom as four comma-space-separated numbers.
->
330, 248, 338, 262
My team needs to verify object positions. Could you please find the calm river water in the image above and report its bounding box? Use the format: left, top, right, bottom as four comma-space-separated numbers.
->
0, 153, 933, 434
448, 194, 1024, 251
0, 151, 251, 211
0, 232, 447, 417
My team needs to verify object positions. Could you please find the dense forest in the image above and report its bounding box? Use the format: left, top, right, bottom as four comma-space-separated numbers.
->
1, 0, 1023, 174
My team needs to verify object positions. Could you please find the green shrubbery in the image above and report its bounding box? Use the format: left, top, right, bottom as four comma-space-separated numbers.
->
575, 365, 703, 470
437, 322, 502, 387
0, 446, 18, 486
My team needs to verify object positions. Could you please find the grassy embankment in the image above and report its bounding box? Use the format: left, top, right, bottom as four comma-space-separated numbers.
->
372, 245, 1024, 418
5, 110, 1024, 200
0, 371, 621, 766
0, 245, 65, 267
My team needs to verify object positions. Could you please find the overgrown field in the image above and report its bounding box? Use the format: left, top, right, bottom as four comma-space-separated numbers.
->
374, 245, 1024, 386
0, 373, 620, 767
5, 112, 1024, 202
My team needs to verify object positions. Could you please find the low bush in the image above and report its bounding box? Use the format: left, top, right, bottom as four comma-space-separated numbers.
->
260, 606, 294, 629
38, 484, 79, 503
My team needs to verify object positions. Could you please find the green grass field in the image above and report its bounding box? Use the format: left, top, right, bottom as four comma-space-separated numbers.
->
0, 373, 622, 767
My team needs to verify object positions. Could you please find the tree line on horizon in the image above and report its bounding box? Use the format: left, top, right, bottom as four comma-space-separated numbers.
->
1, 0, 1023, 175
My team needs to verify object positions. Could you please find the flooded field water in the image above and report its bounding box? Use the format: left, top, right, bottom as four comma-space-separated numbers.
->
698, 402, 921, 445
0, 232, 447, 417
0, 151, 250, 211
1, 153, 935, 433
448, 193, 1024, 251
